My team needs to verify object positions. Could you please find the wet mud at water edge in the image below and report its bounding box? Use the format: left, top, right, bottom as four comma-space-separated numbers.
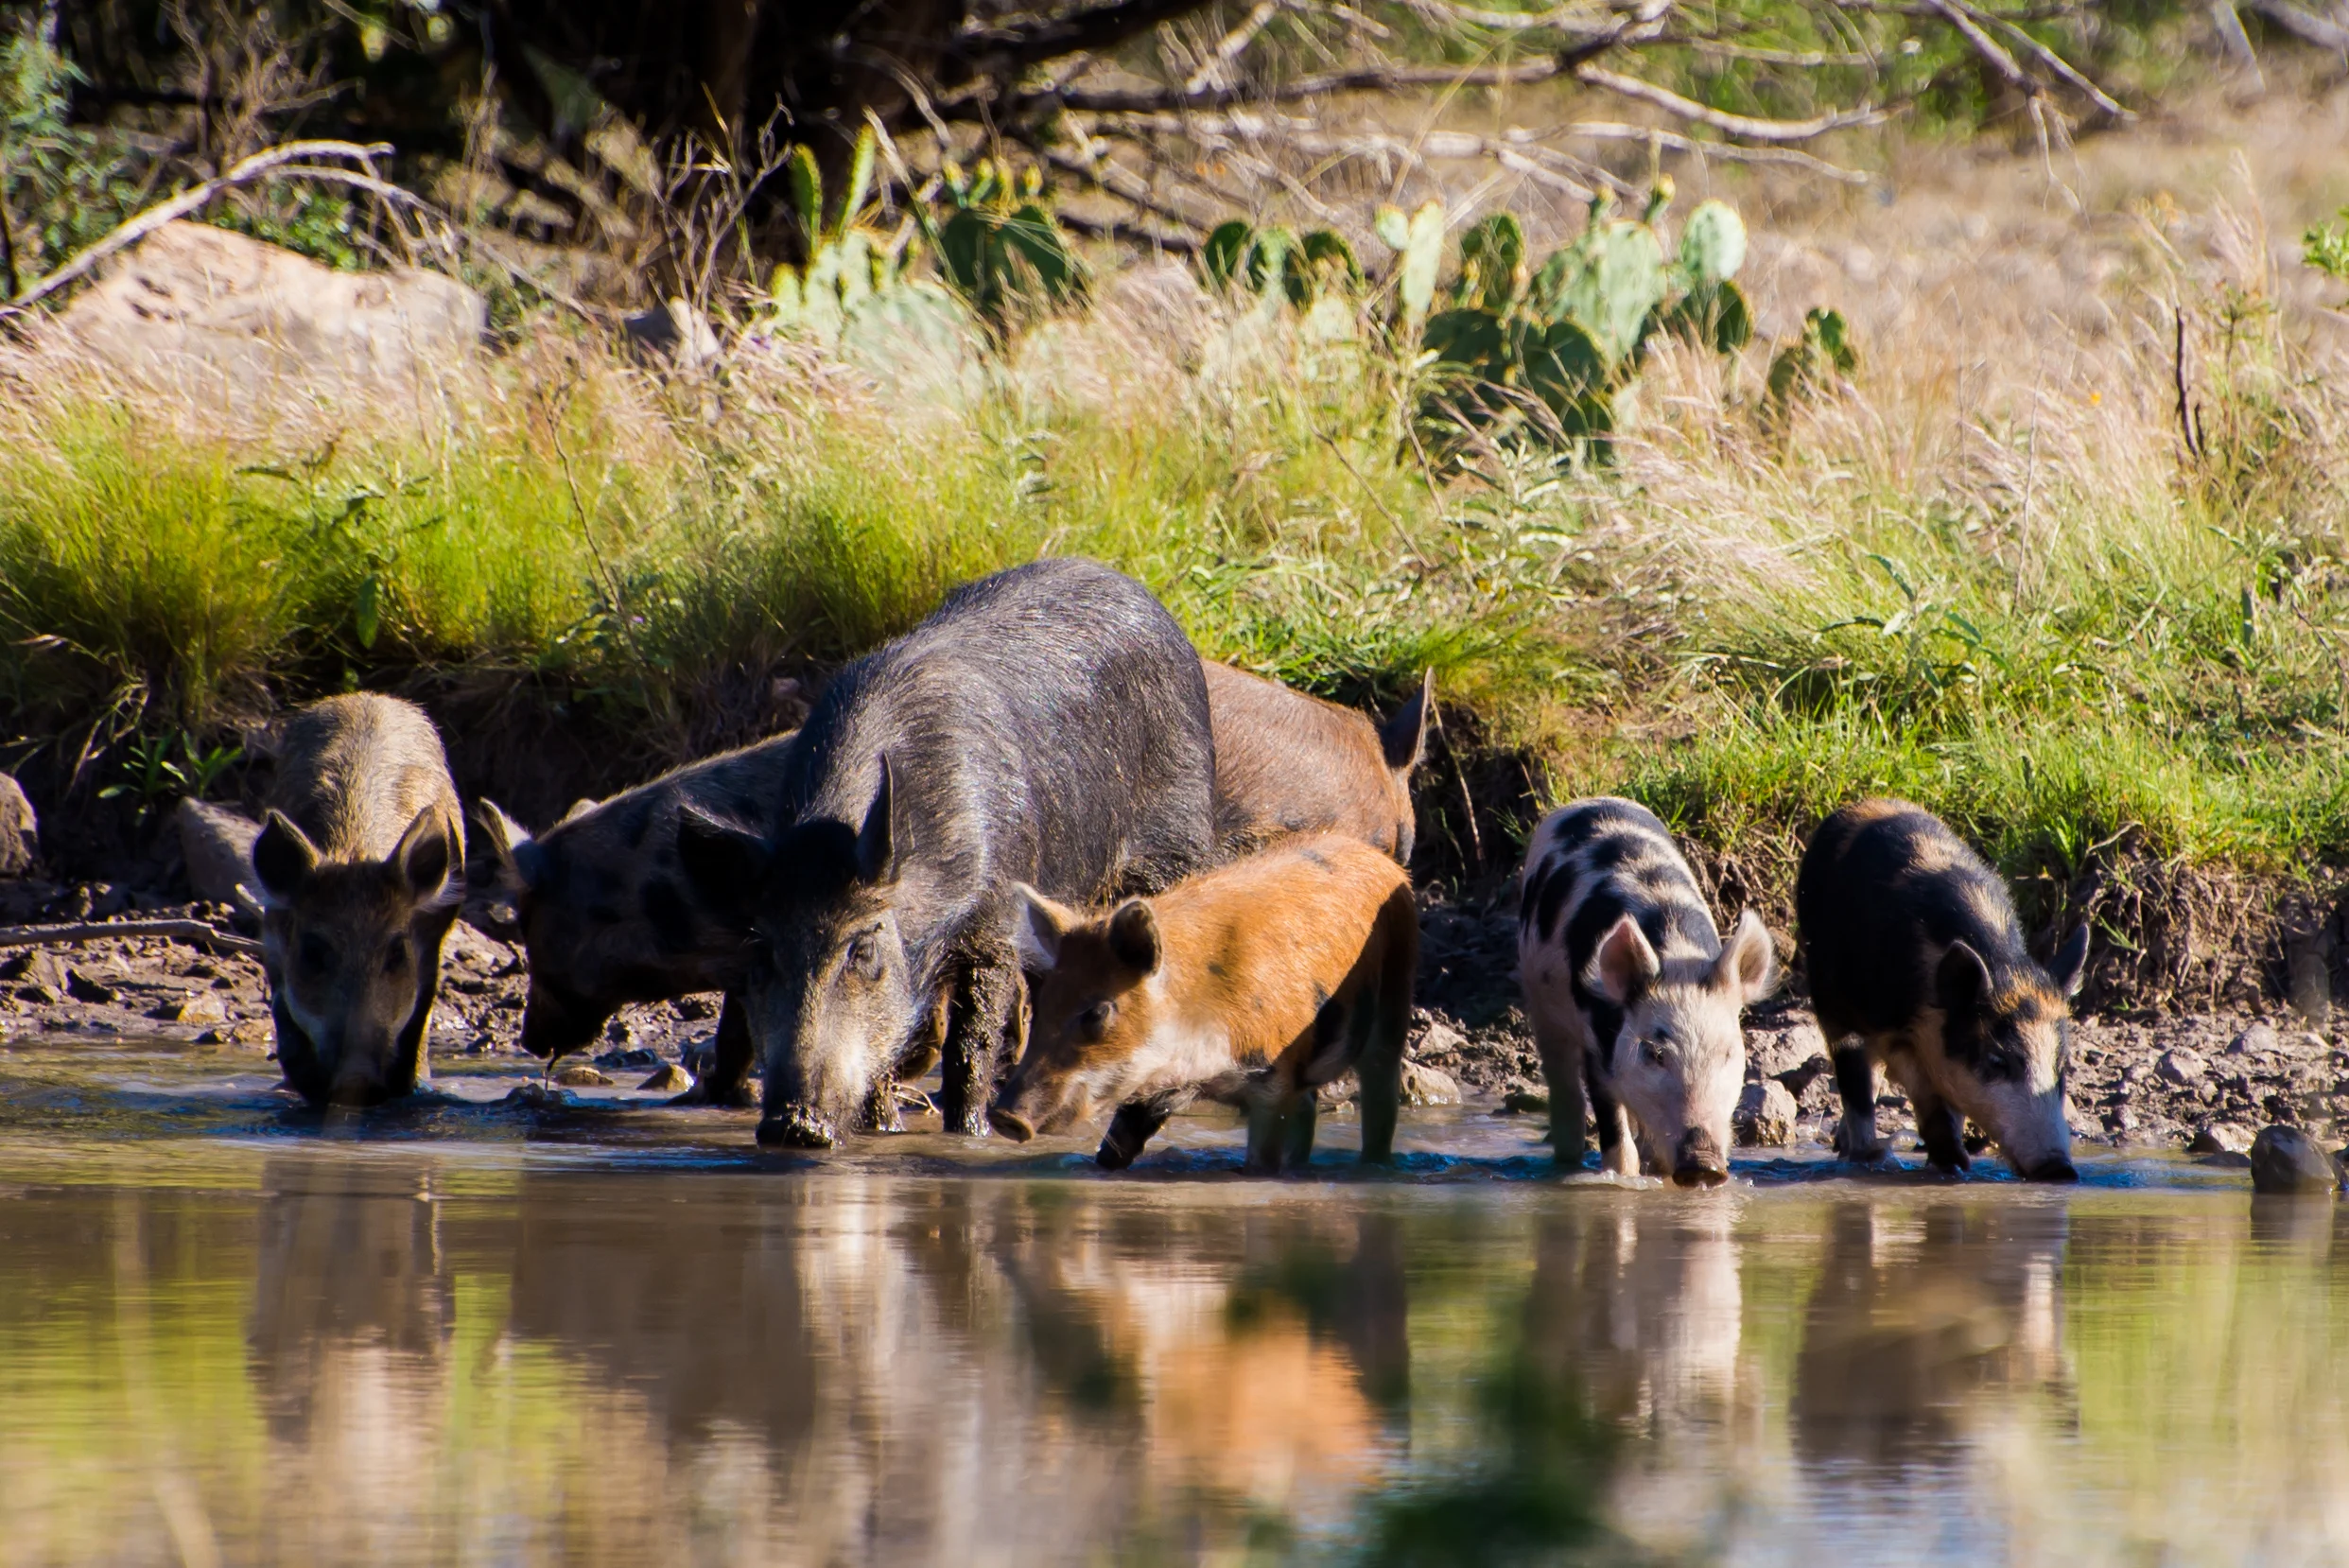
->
4, 1037, 2349, 1565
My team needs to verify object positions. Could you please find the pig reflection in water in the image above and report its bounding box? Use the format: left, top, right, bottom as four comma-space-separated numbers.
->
1792, 1201, 2072, 1467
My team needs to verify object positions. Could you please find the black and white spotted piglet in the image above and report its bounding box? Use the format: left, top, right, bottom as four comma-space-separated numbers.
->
1517, 798, 1778, 1184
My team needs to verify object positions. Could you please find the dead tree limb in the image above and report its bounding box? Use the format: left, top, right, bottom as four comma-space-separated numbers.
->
0, 920, 264, 957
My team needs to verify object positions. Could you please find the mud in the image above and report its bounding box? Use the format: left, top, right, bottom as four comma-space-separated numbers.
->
5, 877, 2341, 1157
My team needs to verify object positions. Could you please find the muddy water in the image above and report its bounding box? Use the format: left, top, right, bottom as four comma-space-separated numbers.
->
1, 1037, 2345, 1566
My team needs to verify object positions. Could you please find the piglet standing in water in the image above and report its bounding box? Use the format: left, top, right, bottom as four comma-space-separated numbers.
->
1517, 798, 1777, 1183
250, 694, 464, 1106
676, 558, 1220, 1148
993, 834, 1418, 1172
1798, 799, 2087, 1181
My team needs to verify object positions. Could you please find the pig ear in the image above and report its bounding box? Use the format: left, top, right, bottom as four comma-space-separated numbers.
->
560, 796, 599, 825
675, 805, 771, 917
470, 799, 546, 894
1012, 883, 1072, 972
1107, 899, 1162, 974
391, 806, 460, 908
855, 756, 896, 885
251, 810, 321, 907
1936, 940, 1993, 1013
1582, 913, 1659, 1005
1379, 669, 1435, 775
2048, 923, 2090, 998
1714, 909, 1778, 1004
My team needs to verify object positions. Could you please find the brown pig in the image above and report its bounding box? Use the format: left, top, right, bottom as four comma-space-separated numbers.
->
991, 834, 1418, 1173
1202, 662, 1431, 863
250, 694, 464, 1106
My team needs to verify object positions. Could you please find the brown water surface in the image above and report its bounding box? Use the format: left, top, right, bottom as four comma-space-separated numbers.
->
0, 1035, 2341, 1565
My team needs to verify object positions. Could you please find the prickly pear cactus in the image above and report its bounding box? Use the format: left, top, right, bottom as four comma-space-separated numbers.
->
1377, 200, 1447, 327
1766, 307, 1859, 416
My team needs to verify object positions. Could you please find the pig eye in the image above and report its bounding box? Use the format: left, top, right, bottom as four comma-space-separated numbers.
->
844, 933, 883, 981
381, 940, 408, 976
1079, 1001, 1117, 1041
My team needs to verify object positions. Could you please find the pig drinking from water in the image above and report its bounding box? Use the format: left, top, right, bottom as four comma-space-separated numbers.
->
675, 558, 1220, 1148
992, 834, 1418, 1172
1797, 799, 2086, 1181
250, 694, 464, 1106
1516, 798, 1777, 1183
471, 733, 802, 1107
1202, 662, 1432, 862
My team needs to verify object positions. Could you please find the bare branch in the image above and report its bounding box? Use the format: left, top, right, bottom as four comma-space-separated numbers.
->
959, 0, 1220, 69
1184, 0, 1288, 93
1571, 66, 1889, 140
0, 920, 262, 958
1032, 53, 1572, 113
2243, 0, 2349, 50
1566, 121, 1875, 181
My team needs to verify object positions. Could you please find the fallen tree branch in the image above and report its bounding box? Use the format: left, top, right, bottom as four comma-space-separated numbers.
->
1571, 65, 1888, 140
1, 139, 399, 313
2243, 0, 2349, 50
0, 920, 263, 958
1566, 121, 1875, 182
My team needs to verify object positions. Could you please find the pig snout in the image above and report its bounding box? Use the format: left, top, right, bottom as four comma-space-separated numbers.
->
2024, 1154, 2079, 1183
519, 981, 604, 1061
1671, 1127, 1729, 1188
987, 1107, 1037, 1141
757, 1102, 840, 1149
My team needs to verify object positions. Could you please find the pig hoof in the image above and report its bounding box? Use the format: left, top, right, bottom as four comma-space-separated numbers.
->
1095, 1135, 1140, 1171
987, 1108, 1036, 1142
757, 1108, 837, 1149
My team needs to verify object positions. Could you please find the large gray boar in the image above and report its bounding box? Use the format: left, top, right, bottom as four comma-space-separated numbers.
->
675, 558, 1221, 1148
1203, 662, 1431, 862
1797, 799, 2087, 1181
251, 694, 464, 1106
1517, 798, 1777, 1183
471, 733, 802, 1107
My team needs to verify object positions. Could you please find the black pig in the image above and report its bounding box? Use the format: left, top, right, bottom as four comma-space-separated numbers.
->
676, 558, 1220, 1147
472, 733, 803, 1107
1797, 799, 2089, 1180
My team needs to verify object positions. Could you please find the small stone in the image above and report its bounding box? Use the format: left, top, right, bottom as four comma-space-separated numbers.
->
594, 1046, 660, 1071
2249, 1125, 2342, 1195
1735, 1079, 1799, 1147
0, 774, 37, 877
227, 1019, 272, 1045
2198, 1150, 2253, 1169
16, 983, 61, 1005
670, 995, 717, 1021
501, 1082, 577, 1109
1749, 1020, 1828, 1080
0, 950, 65, 989
2157, 1051, 2206, 1087
2230, 1023, 2280, 1057
2188, 1121, 2253, 1155
2107, 1106, 2138, 1134
639, 1063, 694, 1093
1502, 1088, 1551, 1115
155, 992, 227, 1026
1400, 1059, 1461, 1106
603, 1016, 640, 1048
553, 1063, 614, 1088
64, 968, 118, 1004
1408, 1013, 1470, 1062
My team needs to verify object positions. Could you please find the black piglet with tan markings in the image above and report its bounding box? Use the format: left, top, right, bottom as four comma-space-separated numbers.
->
1516, 798, 1778, 1183
1797, 799, 2088, 1181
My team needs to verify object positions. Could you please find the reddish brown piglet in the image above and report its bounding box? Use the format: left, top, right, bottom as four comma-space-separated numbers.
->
992, 834, 1418, 1174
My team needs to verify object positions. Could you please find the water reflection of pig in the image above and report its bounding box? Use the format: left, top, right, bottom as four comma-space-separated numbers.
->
1791, 1200, 2073, 1467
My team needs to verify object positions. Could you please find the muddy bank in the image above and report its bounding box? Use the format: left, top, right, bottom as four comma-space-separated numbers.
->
6, 879, 2341, 1160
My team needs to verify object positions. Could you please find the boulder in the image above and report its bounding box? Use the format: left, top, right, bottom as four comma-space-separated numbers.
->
56, 221, 484, 415
639, 1063, 694, 1094
2188, 1121, 2253, 1155
0, 774, 36, 877
1749, 1019, 1829, 1081
2156, 1050, 2206, 1087
2248, 1125, 2341, 1195
175, 797, 261, 907
553, 1063, 615, 1088
1400, 1059, 1462, 1107
1734, 1079, 1799, 1147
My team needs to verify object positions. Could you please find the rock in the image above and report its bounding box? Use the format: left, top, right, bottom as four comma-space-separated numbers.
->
444, 921, 510, 969
63, 968, 118, 1004
0, 774, 36, 877
595, 1046, 661, 1071
153, 991, 227, 1026
1409, 1013, 1470, 1062
552, 1063, 614, 1088
1, 950, 65, 989
2156, 1050, 2206, 1087
1734, 1079, 1799, 1147
1400, 1059, 1462, 1106
604, 1016, 641, 1049
501, 1082, 578, 1109
2188, 1121, 2253, 1155
15, 983, 61, 1006
2230, 1022, 2280, 1057
638, 1063, 694, 1094
55, 222, 485, 416
2198, 1150, 2253, 1169
670, 995, 718, 1021
1749, 1020, 1829, 1081
174, 797, 261, 906
2248, 1125, 2342, 1195
1502, 1087, 1551, 1115
623, 298, 722, 372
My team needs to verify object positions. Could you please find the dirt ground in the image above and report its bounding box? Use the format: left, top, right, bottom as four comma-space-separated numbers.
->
5, 873, 2340, 1163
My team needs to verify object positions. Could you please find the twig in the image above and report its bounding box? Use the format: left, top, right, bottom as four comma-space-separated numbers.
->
1566, 121, 1873, 182
1184, 0, 1288, 93
2242, 0, 2349, 50
1571, 66, 1888, 141
2, 140, 397, 313
0, 920, 263, 957
2173, 306, 2206, 461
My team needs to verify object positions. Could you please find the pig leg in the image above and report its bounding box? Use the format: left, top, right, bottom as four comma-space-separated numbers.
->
1279, 1092, 1318, 1173
675, 992, 758, 1108
859, 1079, 904, 1134
1912, 1086, 1970, 1173
1830, 1035, 1889, 1162
1591, 1080, 1639, 1177
1098, 1101, 1173, 1169
1244, 1089, 1298, 1175
1356, 947, 1411, 1166
940, 955, 1019, 1137
1530, 1012, 1590, 1172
